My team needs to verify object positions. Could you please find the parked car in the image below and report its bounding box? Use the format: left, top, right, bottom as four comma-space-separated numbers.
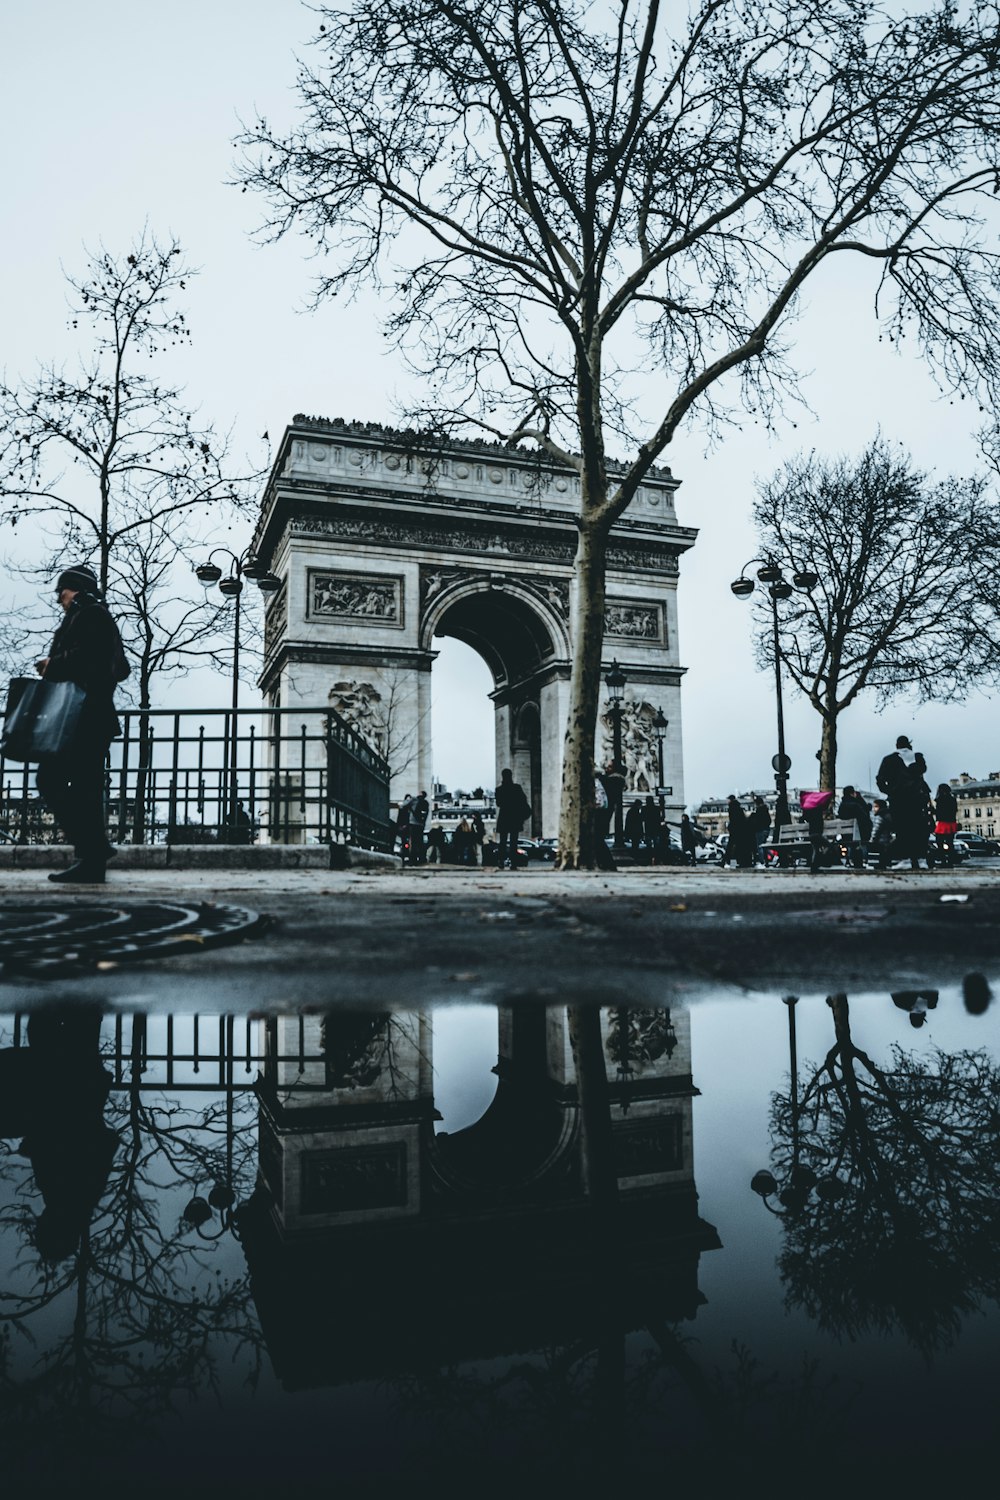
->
951, 832, 999, 856
517, 838, 558, 863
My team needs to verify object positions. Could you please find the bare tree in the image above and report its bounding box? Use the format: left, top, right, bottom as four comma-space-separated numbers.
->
238, 0, 1000, 864
752, 438, 1000, 789
0, 231, 263, 685
762, 993, 1000, 1357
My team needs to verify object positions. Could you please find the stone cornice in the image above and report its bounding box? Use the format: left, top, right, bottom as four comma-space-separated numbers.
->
258, 641, 438, 693
287, 413, 677, 482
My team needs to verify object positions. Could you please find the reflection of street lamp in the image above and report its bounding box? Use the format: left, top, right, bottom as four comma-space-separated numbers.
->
730, 559, 819, 833
605, 658, 627, 849
196, 547, 281, 837
182, 1182, 237, 1241
653, 707, 668, 809
750, 995, 845, 1215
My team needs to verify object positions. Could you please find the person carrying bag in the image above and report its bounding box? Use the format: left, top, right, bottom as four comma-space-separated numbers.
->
19, 564, 129, 884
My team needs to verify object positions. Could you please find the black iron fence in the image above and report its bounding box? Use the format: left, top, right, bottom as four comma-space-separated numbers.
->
0, 705, 392, 851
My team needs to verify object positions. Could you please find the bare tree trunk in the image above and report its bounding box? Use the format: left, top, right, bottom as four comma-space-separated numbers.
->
567, 1004, 619, 1214
557, 522, 608, 869
818, 703, 838, 794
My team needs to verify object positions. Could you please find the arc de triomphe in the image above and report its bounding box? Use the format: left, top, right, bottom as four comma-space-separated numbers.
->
252, 417, 697, 835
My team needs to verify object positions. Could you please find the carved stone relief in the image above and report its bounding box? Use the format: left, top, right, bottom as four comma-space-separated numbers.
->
291, 512, 678, 573
308, 569, 404, 628
605, 599, 666, 644
263, 585, 287, 658
419, 565, 570, 621
328, 679, 387, 757
600, 698, 662, 792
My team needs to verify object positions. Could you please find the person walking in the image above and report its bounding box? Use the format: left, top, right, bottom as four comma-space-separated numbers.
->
870, 798, 893, 870
838, 785, 872, 869
721, 796, 754, 868
407, 789, 429, 865
642, 795, 663, 863
750, 794, 772, 866
426, 824, 446, 864
800, 788, 835, 873
679, 814, 700, 865
932, 782, 959, 867
624, 799, 644, 860
470, 810, 485, 866
876, 736, 931, 868
394, 795, 414, 861
495, 768, 531, 869
35, 564, 128, 884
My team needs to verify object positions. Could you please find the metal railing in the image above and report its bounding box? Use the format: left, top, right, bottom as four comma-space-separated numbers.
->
0, 704, 393, 851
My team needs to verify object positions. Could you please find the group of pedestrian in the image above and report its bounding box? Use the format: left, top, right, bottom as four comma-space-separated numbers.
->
623, 795, 666, 861
720, 794, 772, 868
713, 733, 960, 873
874, 735, 960, 869
396, 768, 532, 869
394, 790, 430, 865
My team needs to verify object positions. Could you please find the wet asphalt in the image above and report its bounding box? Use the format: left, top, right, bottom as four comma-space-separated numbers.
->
1, 859, 997, 1011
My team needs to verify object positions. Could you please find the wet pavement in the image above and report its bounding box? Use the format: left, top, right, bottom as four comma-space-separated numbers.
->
1, 861, 999, 1006
0, 862, 998, 1493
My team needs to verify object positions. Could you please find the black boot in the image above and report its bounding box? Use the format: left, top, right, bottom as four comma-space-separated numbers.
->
48, 859, 107, 885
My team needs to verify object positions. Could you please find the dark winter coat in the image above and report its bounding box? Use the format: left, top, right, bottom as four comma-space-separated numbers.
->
43, 593, 127, 745
838, 792, 873, 842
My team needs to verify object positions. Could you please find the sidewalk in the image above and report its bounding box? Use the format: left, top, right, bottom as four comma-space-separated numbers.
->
1, 854, 996, 1011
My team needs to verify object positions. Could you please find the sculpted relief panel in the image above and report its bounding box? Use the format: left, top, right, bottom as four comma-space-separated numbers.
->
605, 599, 666, 645
328, 679, 387, 757
291, 513, 679, 575
420, 565, 570, 622
308, 570, 404, 628
599, 699, 662, 793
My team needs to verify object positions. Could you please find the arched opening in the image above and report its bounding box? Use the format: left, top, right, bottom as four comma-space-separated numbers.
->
430, 637, 494, 792
424, 582, 569, 837
431, 1006, 500, 1134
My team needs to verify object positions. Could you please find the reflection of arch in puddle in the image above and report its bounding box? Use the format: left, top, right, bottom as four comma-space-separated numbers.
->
430, 1005, 575, 1200
242, 1003, 721, 1387
430, 1004, 499, 1135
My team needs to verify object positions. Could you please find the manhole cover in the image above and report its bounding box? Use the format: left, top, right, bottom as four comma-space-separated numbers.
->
0, 902, 268, 978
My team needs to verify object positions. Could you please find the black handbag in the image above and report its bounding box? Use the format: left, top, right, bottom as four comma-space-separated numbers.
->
1, 676, 86, 761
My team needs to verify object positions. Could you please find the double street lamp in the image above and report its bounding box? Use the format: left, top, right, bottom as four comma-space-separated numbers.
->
196, 548, 281, 839
730, 559, 818, 834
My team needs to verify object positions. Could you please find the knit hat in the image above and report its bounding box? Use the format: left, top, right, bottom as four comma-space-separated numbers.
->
55, 564, 100, 595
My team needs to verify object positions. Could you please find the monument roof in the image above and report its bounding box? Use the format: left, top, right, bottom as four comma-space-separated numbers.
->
289, 413, 676, 482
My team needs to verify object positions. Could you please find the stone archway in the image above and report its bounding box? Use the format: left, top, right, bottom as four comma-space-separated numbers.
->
252, 418, 696, 832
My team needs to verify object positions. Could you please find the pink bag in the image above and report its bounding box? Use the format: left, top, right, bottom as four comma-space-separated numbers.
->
800, 789, 834, 813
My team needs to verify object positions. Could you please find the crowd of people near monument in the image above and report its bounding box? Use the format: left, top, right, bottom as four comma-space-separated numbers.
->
391, 733, 971, 874
715, 734, 963, 872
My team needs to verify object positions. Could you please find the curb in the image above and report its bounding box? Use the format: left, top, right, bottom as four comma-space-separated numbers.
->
0, 843, 401, 874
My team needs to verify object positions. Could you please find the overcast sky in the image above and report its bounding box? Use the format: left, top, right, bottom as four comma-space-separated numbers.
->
3, 1, 995, 804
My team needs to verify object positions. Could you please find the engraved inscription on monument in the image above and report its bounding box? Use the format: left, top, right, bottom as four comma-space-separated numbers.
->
308, 569, 404, 628
300, 1143, 408, 1214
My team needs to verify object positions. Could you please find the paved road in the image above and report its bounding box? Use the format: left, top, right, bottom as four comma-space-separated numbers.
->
2, 861, 997, 1011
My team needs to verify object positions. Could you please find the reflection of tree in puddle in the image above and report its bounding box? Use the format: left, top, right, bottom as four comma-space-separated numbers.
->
0, 1009, 263, 1474
761, 992, 1000, 1355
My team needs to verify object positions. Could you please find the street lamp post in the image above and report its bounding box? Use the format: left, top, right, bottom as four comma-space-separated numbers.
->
605, 658, 627, 850
653, 707, 668, 812
196, 548, 281, 841
730, 559, 818, 835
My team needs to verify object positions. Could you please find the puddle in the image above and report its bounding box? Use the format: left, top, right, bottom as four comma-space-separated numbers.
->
0, 980, 997, 1487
